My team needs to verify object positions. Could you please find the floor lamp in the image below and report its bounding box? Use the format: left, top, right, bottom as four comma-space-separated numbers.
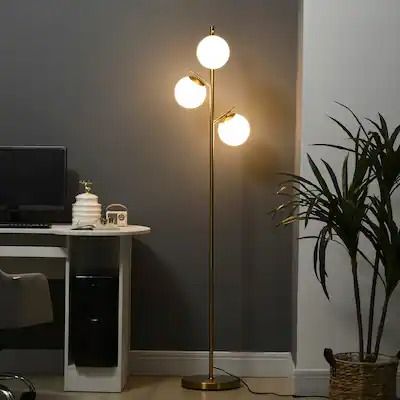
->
174, 26, 251, 391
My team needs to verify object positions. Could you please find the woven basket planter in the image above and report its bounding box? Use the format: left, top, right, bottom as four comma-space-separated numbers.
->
326, 351, 399, 400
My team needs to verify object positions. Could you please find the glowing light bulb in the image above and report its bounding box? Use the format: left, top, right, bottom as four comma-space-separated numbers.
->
196, 35, 230, 69
174, 76, 207, 109
218, 113, 250, 146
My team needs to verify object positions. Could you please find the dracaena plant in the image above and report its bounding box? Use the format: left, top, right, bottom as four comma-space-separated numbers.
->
273, 104, 400, 362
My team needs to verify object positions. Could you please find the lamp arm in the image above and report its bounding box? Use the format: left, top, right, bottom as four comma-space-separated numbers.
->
213, 106, 236, 124
188, 71, 210, 88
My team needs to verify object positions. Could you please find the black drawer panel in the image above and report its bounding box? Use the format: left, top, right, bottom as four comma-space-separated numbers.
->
70, 275, 118, 367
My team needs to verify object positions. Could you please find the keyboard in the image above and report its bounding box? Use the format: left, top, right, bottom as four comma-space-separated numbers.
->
0, 223, 51, 229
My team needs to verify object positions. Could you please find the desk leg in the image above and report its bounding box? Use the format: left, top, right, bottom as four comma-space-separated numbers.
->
119, 236, 132, 390
63, 237, 71, 391
64, 236, 132, 393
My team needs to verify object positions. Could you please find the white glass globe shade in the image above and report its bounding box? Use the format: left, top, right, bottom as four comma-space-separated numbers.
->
218, 114, 250, 146
196, 35, 230, 69
174, 76, 207, 109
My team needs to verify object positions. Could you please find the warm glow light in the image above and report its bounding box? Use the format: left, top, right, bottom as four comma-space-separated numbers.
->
196, 35, 230, 69
174, 76, 207, 109
218, 113, 250, 146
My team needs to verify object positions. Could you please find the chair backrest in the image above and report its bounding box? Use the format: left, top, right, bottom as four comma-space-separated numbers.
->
0, 269, 53, 330
0, 269, 14, 282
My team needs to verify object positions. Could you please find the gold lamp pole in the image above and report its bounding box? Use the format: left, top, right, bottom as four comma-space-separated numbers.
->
174, 25, 251, 391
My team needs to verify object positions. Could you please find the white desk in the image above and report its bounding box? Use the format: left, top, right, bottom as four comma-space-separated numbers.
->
0, 224, 150, 393
0, 224, 150, 237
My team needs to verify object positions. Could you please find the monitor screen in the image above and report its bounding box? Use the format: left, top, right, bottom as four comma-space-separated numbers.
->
0, 146, 66, 210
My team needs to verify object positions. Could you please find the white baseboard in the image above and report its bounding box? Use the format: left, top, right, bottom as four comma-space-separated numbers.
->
0, 349, 293, 378
129, 351, 294, 377
295, 369, 400, 397
294, 369, 329, 397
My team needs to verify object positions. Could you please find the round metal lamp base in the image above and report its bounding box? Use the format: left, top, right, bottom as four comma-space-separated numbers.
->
181, 375, 241, 391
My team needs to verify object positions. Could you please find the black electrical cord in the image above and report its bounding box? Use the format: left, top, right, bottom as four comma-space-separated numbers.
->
214, 367, 328, 399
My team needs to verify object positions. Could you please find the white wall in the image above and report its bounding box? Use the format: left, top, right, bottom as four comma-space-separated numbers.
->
296, 0, 400, 394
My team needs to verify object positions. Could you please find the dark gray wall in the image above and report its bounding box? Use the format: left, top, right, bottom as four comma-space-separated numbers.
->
0, 0, 298, 351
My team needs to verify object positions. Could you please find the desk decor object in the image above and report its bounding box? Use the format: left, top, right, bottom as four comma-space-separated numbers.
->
174, 26, 250, 391
106, 204, 128, 227
72, 180, 101, 226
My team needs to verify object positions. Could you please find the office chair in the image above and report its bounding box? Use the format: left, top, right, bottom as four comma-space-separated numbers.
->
0, 269, 53, 400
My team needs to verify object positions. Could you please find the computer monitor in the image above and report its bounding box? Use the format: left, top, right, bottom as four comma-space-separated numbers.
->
0, 146, 67, 220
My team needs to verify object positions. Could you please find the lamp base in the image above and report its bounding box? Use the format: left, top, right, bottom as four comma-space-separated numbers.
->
181, 375, 241, 391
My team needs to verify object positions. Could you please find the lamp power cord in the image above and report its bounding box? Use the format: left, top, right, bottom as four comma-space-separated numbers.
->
214, 367, 328, 399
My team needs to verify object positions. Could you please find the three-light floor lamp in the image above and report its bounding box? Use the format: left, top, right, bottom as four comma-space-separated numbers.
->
174, 26, 251, 391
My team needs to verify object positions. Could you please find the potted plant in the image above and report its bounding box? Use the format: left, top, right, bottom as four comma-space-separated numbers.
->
273, 104, 400, 399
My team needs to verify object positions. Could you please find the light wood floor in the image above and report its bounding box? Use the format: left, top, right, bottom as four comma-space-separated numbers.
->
8, 376, 322, 400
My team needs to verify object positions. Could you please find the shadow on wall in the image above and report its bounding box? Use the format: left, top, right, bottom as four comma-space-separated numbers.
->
240, 81, 295, 351
132, 239, 195, 350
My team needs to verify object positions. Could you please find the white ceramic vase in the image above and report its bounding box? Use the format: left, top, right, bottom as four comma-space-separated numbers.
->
72, 192, 101, 226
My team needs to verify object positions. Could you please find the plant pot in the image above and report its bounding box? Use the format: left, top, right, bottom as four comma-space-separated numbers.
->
325, 350, 399, 400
